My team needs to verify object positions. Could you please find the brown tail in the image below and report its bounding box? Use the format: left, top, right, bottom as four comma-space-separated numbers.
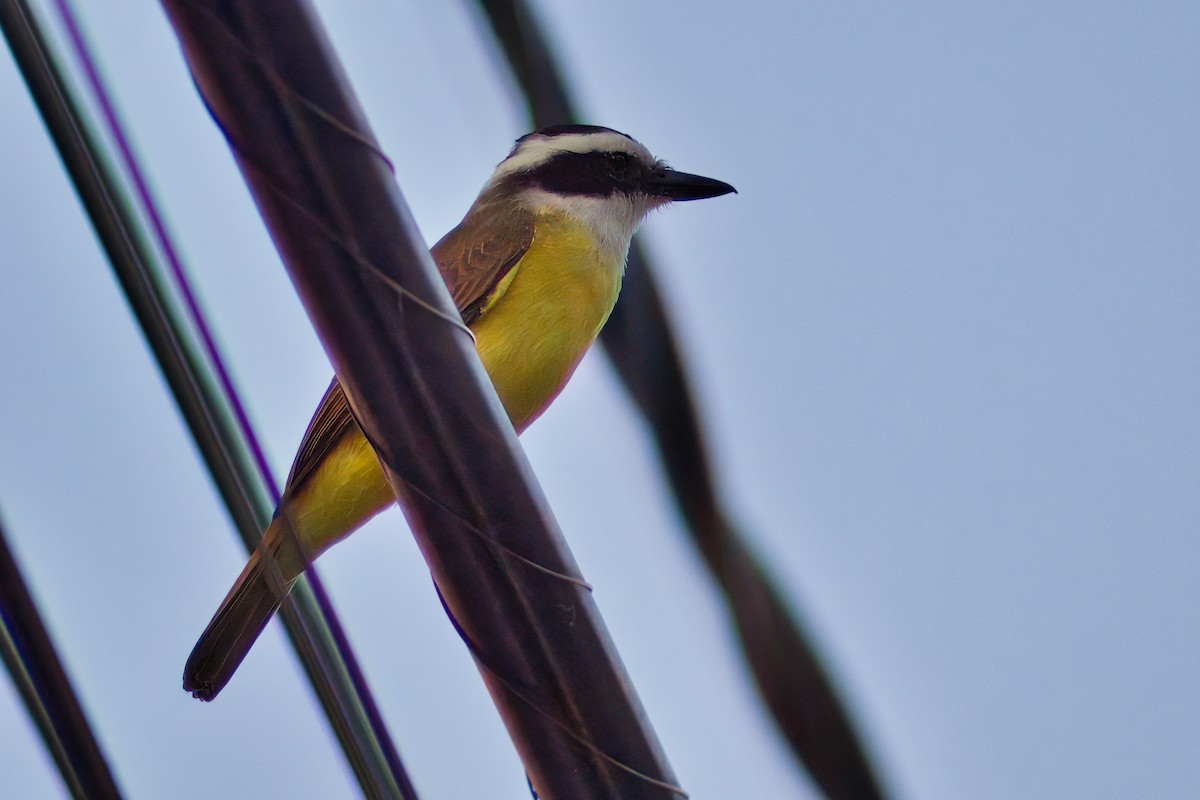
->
183, 516, 307, 700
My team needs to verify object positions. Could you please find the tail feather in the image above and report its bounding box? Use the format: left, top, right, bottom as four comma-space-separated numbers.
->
183, 518, 306, 700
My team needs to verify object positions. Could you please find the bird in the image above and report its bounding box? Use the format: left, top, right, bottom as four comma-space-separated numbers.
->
183, 124, 735, 700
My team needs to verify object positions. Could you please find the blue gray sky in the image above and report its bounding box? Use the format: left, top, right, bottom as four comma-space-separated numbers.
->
1, 2, 1197, 798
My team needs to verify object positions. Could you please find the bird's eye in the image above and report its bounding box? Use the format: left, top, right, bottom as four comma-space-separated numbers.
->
607, 152, 638, 180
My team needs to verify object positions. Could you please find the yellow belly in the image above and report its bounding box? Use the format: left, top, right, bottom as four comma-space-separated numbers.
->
472, 213, 624, 431
281, 211, 624, 559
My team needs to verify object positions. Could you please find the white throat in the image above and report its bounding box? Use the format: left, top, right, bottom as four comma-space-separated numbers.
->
522, 189, 659, 258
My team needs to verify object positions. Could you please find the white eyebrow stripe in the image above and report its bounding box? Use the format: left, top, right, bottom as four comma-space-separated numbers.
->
492, 132, 655, 178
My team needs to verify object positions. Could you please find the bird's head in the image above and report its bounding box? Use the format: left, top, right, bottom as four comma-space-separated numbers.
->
481, 125, 735, 254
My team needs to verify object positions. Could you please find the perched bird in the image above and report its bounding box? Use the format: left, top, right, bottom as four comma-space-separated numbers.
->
184, 125, 735, 700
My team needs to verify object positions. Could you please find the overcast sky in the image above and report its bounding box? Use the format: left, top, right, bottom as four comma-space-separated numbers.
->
2, 2, 1198, 798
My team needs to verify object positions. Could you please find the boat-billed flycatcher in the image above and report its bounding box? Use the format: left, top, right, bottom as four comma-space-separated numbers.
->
184, 125, 735, 700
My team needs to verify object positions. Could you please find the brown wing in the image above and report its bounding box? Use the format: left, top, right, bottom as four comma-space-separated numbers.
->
283, 206, 533, 494
433, 204, 534, 326
284, 377, 356, 491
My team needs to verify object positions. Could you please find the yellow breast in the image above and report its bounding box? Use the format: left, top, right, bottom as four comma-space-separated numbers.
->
470, 211, 625, 431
